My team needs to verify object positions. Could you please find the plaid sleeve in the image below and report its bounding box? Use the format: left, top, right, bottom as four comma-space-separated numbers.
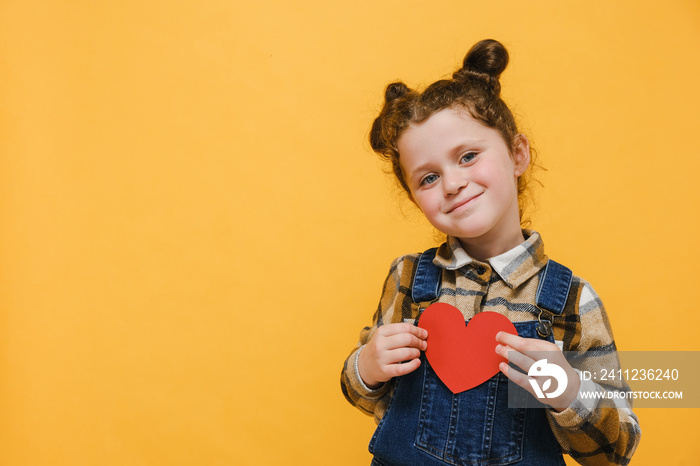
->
547, 278, 641, 466
340, 254, 418, 423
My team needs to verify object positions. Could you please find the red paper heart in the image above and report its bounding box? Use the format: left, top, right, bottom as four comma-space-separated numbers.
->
418, 303, 517, 394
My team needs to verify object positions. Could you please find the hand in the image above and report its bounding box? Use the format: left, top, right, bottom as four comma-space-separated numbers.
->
495, 331, 580, 412
358, 323, 428, 389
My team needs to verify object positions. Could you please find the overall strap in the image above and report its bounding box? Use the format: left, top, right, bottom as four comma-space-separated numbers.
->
534, 259, 573, 339
535, 259, 573, 316
411, 247, 441, 308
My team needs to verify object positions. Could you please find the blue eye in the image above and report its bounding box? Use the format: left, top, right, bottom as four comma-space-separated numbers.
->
420, 174, 439, 186
461, 152, 477, 163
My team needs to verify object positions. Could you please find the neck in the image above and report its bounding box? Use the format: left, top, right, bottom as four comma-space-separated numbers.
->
457, 228, 526, 261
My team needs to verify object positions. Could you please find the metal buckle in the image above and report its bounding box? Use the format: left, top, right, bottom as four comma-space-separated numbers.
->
536, 308, 553, 339
417, 300, 437, 313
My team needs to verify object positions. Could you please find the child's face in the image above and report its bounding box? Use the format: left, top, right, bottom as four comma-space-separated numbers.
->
398, 107, 529, 256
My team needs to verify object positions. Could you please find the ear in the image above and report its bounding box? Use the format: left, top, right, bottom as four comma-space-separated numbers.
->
512, 134, 530, 177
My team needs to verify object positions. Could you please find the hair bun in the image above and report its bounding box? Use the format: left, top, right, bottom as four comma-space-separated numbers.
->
463, 39, 509, 78
384, 81, 411, 102
452, 39, 509, 95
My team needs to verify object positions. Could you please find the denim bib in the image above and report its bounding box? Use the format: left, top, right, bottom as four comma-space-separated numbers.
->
369, 249, 571, 466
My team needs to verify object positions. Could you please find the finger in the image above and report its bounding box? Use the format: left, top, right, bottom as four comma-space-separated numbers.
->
384, 332, 428, 352
378, 323, 428, 340
495, 331, 556, 359
495, 331, 527, 348
385, 347, 422, 365
496, 345, 537, 374
388, 358, 421, 378
499, 362, 538, 398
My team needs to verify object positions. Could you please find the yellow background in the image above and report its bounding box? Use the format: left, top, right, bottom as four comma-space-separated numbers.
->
1, 1, 698, 464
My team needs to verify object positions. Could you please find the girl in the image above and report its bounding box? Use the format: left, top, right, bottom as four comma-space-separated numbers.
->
341, 39, 640, 466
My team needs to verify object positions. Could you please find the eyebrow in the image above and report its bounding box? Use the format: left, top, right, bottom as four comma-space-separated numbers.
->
407, 162, 433, 181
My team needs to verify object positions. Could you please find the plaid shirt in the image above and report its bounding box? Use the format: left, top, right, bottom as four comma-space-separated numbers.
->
341, 231, 641, 466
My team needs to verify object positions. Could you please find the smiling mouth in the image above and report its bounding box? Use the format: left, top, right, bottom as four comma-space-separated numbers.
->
445, 193, 482, 214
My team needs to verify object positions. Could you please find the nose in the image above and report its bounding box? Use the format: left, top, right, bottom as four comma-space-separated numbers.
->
442, 169, 467, 196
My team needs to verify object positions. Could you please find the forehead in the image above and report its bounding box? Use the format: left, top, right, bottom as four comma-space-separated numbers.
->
399, 108, 479, 150
397, 107, 505, 170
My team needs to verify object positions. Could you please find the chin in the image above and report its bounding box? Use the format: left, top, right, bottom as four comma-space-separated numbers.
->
447, 223, 491, 239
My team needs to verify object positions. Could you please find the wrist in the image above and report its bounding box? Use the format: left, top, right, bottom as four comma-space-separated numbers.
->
550, 370, 581, 412
356, 346, 384, 390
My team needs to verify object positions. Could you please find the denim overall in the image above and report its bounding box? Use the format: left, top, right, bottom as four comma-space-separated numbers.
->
369, 248, 572, 466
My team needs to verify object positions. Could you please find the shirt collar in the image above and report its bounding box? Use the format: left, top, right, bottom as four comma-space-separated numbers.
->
433, 230, 548, 288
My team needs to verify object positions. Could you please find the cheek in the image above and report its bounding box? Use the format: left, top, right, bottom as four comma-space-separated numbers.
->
477, 162, 517, 189
413, 191, 439, 214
